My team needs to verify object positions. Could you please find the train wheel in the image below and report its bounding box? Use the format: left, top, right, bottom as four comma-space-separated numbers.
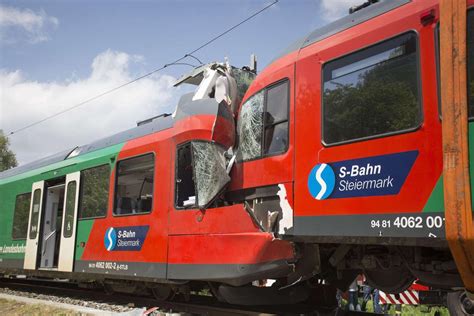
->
447, 291, 474, 315
151, 284, 174, 301
326, 269, 359, 291
364, 267, 414, 294
208, 282, 227, 303
103, 283, 114, 295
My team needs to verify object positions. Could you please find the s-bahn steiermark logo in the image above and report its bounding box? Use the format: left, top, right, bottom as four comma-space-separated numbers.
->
308, 163, 335, 200
307, 151, 418, 200
104, 227, 117, 251
104, 226, 149, 251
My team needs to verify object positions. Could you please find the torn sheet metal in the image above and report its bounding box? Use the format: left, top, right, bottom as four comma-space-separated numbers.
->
173, 63, 211, 87
173, 60, 255, 114
243, 184, 294, 235
277, 184, 294, 235
192, 142, 231, 209
193, 68, 220, 101
212, 101, 235, 148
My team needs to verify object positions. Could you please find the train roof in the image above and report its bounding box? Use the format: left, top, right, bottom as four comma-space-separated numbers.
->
271, 0, 410, 64
1, 60, 251, 183
0, 114, 174, 181
1, 1, 412, 182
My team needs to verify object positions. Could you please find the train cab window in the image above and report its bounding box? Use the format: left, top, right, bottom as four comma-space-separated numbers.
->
63, 181, 77, 238
79, 164, 110, 219
237, 90, 264, 161
175, 141, 230, 209
29, 189, 42, 239
12, 192, 31, 239
468, 9, 474, 117
237, 80, 289, 161
114, 154, 154, 215
322, 32, 421, 145
176, 143, 196, 208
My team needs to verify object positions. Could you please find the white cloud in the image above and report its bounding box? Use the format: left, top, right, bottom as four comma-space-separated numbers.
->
0, 5, 59, 44
0, 50, 185, 165
319, 0, 362, 22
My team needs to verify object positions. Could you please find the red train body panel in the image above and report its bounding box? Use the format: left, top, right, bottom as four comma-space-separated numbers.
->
1, 0, 473, 310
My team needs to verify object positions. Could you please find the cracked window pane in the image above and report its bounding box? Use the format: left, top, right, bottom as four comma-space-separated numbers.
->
237, 91, 264, 161
192, 142, 230, 208
231, 68, 256, 103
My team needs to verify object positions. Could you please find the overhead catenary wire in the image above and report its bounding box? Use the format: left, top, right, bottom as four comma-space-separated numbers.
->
8, 0, 278, 137
185, 54, 204, 65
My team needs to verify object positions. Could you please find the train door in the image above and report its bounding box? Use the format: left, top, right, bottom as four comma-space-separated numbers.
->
58, 172, 80, 272
24, 181, 45, 269
39, 182, 65, 269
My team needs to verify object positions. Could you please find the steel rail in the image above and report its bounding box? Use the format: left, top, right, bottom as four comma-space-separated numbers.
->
0, 277, 377, 316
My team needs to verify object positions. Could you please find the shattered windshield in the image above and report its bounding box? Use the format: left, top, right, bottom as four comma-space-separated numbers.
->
231, 68, 256, 104
237, 91, 264, 161
192, 142, 230, 208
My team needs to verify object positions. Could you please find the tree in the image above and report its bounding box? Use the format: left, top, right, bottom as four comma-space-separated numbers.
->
0, 130, 18, 172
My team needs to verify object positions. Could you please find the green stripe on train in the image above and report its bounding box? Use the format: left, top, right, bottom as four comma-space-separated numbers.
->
0, 143, 124, 261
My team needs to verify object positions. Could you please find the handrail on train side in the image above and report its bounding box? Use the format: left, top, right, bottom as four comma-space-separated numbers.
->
440, 0, 474, 296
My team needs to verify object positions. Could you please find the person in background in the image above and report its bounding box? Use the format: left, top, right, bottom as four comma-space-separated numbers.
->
372, 288, 381, 313
348, 279, 361, 311
362, 283, 372, 311
362, 281, 382, 313
336, 288, 343, 308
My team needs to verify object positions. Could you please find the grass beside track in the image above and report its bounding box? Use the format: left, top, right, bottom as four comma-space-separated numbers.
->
0, 298, 90, 316
343, 299, 450, 315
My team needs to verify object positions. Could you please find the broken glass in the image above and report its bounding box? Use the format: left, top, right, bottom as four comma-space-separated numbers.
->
237, 91, 264, 161
231, 68, 256, 104
192, 142, 230, 208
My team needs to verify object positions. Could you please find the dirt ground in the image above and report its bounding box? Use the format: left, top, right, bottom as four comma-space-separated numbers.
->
0, 298, 90, 316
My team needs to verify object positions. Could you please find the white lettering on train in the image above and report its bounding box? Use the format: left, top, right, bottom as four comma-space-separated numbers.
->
339, 163, 382, 178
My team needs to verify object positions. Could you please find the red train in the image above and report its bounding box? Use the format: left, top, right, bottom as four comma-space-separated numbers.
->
0, 0, 473, 313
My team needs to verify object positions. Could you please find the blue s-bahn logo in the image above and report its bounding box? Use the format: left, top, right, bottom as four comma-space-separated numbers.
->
105, 227, 117, 251
104, 226, 149, 251
308, 163, 336, 200
308, 151, 418, 200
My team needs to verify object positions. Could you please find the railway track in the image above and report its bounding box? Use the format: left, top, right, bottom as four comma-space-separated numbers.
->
0, 277, 377, 315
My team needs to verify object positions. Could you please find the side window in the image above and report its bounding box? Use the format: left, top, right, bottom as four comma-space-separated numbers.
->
176, 143, 196, 208
114, 154, 154, 215
468, 9, 474, 116
12, 193, 31, 239
79, 164, 110, 219
322, 32, 422, 145
29, 189, 42, 239
63, 181, 77, 238
264, 81, 289, 155
237, 80, 290, 161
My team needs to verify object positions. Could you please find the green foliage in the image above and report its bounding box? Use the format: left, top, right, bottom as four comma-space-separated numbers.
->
353, 299, 449, 316
384, 304, 449, 316
0, 130, 18, 172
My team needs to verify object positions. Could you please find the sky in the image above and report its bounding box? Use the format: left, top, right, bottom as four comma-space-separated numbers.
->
0, 0, 361, 165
